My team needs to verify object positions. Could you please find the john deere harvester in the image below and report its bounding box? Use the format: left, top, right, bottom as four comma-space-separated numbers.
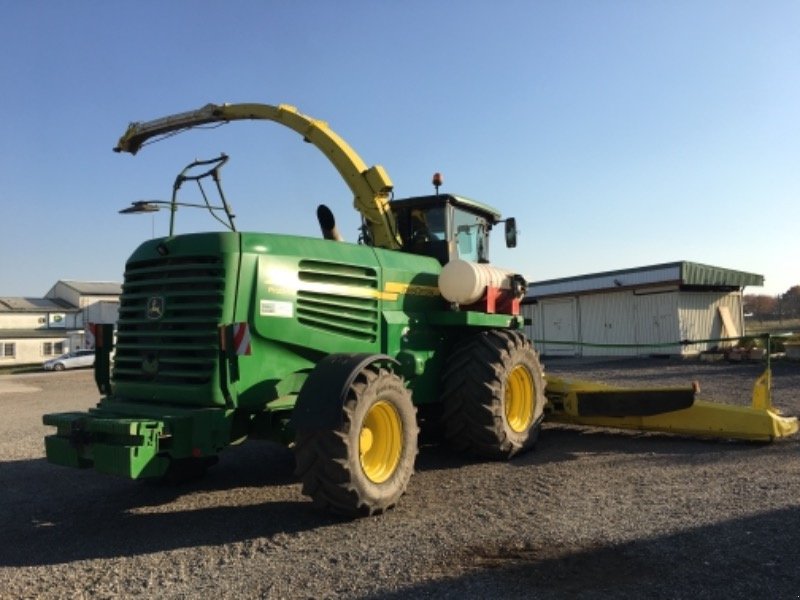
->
43, 103, 545, 516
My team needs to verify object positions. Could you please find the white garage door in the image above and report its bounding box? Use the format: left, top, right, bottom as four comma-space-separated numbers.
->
541, 298, 578, 356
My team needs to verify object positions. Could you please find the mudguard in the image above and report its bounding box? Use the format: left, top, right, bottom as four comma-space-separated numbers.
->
291, 353, 399, 431
94, 323, 115, 395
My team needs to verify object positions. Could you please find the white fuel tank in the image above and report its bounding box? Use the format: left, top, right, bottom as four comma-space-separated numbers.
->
438, 259, 524, 305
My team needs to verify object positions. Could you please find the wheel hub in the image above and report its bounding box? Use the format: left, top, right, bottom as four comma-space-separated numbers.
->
505, 365, 535, 433
359, 400, 403, 484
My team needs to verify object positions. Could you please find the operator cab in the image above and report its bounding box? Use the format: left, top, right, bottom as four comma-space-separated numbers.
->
391, 194, 516, 265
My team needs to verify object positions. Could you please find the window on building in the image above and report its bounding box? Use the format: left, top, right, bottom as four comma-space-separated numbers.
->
43, 342, 64, 356
1, 343, 15, 358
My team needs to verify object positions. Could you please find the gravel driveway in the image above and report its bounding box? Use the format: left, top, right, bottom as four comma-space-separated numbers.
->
1, 358, 799, 599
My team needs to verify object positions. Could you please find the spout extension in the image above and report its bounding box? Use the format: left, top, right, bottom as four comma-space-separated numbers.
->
317, 204, 344, 241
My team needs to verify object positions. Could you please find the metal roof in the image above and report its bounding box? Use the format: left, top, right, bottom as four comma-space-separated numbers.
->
57, 280, 122, 295
449, 195, 502, 221
528, 261, 763, 298
0, 297, 77, 312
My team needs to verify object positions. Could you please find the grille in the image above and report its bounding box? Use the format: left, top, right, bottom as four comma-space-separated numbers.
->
114, 255, 225, 385
296, 260, 378, 341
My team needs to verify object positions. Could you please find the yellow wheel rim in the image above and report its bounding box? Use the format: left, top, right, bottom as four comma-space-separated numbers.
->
360, 400, 403, 484
505, 365, 535, 433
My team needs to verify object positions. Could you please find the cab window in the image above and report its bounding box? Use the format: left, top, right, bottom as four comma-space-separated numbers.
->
409, 206, 446, 243
453, 208, 489, 263
399, 205, 450, 263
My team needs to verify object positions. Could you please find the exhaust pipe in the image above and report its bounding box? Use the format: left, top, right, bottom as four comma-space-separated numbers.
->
317, 204, 344, 241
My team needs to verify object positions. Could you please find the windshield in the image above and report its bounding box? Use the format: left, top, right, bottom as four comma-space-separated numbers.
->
409, 206, 446, 242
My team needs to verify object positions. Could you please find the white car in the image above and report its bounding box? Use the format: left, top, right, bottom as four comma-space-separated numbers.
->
43, 349, 95, 371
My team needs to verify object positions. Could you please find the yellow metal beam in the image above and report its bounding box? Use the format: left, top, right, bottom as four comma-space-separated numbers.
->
114, 102, 402, 250
544, 370, 798, 442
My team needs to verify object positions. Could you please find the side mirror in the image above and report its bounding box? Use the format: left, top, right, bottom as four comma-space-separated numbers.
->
504, 217, 518, 248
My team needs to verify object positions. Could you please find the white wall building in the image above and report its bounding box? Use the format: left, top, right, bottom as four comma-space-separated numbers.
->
523, 261, 763, 357
0, 281, 121, 368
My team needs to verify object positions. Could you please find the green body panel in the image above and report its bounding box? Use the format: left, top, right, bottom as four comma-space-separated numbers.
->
43, 412, 169, 477
112, 232, 240, 407
43, 229, 518, 479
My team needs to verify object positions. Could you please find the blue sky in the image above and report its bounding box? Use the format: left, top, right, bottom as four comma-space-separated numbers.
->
1, 1, 797, 296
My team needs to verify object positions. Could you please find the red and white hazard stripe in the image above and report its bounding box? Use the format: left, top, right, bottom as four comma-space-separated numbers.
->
232, 322, 251, 356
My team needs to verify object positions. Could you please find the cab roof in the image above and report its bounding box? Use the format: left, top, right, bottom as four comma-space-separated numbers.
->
391, 194, 503, 223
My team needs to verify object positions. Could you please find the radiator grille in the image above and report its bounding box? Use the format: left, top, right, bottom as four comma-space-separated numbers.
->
114, 255, 225, 385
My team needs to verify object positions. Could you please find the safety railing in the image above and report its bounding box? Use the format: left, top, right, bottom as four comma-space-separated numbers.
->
532, 333, 796, 371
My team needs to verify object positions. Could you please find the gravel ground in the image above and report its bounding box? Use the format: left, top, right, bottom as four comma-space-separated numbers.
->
1, 358, 799, 599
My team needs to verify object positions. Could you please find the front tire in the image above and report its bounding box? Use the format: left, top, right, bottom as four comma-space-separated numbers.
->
294, 366, 419, 517
442, 330, 546, 459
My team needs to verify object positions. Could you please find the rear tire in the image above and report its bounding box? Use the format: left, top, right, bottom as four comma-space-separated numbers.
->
294, 366, 418, 517
442, 330, 545, 459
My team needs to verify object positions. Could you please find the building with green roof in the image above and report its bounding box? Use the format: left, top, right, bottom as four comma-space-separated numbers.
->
523, 261, 763, 357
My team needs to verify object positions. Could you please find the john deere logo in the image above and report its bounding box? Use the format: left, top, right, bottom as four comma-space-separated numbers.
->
146, 296, 165, 320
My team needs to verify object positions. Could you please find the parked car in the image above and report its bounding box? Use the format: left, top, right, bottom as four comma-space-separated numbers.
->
43, 349, 95, 371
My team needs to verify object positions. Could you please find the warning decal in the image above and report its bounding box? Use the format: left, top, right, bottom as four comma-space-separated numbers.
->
260, 300, 294, 318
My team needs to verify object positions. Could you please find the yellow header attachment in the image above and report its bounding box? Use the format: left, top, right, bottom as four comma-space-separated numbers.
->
544, 368, 798, 442
115, 103, 402, 249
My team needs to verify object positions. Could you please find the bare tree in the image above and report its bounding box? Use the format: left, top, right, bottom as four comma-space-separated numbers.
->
782, 286, 800, 318
744, 294, 779, 320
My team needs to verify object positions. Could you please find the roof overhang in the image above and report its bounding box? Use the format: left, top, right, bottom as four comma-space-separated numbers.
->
527, 261, 763, 299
